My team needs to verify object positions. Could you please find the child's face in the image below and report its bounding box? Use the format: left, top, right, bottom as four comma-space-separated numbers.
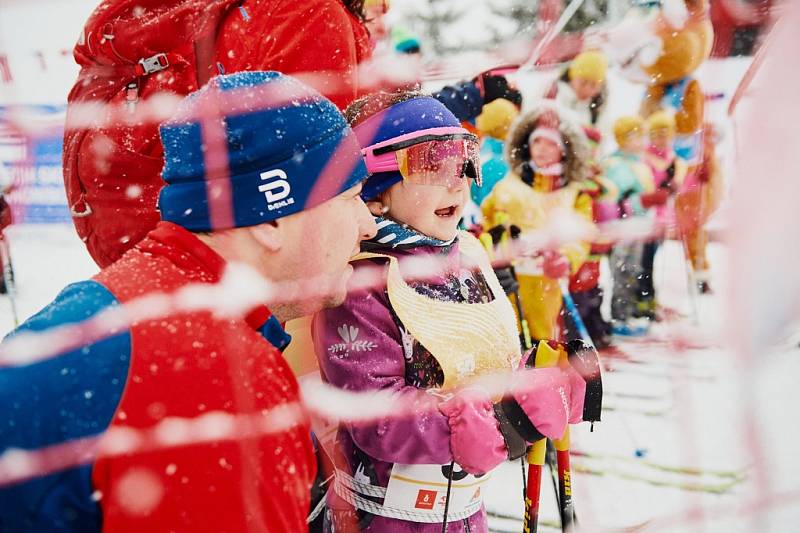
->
570, 77, 602, 101
649, 128, 673, 151
620, 133, 646, 154
374, 179, 469, 241
529, 137, 563, 168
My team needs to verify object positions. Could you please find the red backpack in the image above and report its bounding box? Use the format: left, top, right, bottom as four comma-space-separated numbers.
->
63, 0, 370, 267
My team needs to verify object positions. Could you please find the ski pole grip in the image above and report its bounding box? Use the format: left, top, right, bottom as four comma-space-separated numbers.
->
527, 438, 547, 467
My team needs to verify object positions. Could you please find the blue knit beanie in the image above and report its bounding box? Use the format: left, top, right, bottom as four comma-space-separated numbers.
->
158, 71, 367, 231
354, 96, 462, 201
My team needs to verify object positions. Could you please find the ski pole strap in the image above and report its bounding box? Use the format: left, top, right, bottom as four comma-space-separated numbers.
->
335, 469, 386, 498
441, 461, 454, 533
560, 283, 592, 344
566, 339, 603, 424
306, 492, 328, 524
493, 402, 528, 460
499, 395, 547, 444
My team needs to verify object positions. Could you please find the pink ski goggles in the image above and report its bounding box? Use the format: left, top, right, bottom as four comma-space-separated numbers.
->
362, 127, 482, 188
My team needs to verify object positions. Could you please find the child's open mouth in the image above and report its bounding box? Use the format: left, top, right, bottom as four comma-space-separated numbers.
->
434, 205, 458, 218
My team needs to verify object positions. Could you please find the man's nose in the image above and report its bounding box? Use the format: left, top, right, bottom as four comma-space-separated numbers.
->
358, 198, 377, 240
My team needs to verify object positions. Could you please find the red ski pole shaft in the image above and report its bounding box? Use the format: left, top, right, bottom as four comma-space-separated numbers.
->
523, 341, 563, 532
523, 440, 546, 533
554, 431, 575, 531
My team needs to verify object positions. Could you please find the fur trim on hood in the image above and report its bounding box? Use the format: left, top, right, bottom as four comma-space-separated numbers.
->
505, 102, 591, 185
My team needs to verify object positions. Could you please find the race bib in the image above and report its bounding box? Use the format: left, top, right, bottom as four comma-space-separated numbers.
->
382, 463, 490, 521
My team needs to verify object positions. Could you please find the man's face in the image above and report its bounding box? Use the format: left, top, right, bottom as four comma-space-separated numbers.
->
276, 183, 377, 318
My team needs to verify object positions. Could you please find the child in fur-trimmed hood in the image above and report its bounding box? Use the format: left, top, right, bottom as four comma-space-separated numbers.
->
481, 104, 595, 344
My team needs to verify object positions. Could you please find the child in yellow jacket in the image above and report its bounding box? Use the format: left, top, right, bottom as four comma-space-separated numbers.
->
482, 106, 594, 342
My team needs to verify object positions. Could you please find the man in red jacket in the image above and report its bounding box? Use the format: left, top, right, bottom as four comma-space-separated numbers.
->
0, 72, 376, 533
64, 0, 374, 269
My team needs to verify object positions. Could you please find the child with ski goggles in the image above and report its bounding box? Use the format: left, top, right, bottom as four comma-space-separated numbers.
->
311, 92, 587, 533
362, 126, 482, 190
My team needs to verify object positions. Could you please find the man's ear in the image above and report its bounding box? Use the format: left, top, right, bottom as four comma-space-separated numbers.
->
248, 220, 282, 252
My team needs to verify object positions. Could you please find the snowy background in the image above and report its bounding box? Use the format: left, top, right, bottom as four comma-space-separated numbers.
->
2, 0, 799, 531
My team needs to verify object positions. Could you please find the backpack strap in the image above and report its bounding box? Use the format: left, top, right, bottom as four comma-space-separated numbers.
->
193, 34, 218, 86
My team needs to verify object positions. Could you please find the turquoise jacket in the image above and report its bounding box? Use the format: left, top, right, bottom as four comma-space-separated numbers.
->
472, 137, 509, 207
604, 150, 652, 217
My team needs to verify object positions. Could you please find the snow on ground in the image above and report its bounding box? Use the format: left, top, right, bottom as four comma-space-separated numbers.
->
3, 223, 799, 532
483, 240, 800, 532
0, 224, 96, 335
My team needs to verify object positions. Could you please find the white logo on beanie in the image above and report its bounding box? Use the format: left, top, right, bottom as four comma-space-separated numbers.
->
259, 169, 295, 211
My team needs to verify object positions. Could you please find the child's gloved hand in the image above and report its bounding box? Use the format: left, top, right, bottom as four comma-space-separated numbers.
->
486, 224, 507, 245
541, 250, 570, 279
474, 72, 523, 107
516, 339, 603, 428
501, 366, 570, 441
439, 388, 509, 475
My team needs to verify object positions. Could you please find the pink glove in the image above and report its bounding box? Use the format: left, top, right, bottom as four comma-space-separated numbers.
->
542, 250, 570, 279
506, 367, 570, 440
439, 388, 508, 475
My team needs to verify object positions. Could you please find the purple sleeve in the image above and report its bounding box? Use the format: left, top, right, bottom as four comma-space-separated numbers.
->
312, 285, 453, 465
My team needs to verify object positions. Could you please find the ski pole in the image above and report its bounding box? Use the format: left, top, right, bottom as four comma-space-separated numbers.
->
506, 266, 536, 508
554, 281, 594, 531
518, 0, 588, 74
522, 341, 565, 533
523, 438, 545, 533
553, 430, 575, 532
545, 440, 561, 517
559, 280, 592, 349
561, 281, 643, 464
510, 267, 533, 351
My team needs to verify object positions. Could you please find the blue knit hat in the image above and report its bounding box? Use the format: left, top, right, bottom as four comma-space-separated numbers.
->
158, 71, 367, 231
354, 96, 462, 201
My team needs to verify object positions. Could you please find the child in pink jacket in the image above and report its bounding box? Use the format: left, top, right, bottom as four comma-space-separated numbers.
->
312, 92, 595, 532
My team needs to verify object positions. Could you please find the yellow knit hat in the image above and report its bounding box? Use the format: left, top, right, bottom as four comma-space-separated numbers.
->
476, 98, 520, 140
646, 111, 676, 136
613, 115, 645, 145
568, 50, 608, 84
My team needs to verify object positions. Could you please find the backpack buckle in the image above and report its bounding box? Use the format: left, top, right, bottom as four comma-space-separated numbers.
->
138, 53, 169, 75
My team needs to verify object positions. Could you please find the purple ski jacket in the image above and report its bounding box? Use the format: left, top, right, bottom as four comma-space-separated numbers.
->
312, 239, 494, 532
